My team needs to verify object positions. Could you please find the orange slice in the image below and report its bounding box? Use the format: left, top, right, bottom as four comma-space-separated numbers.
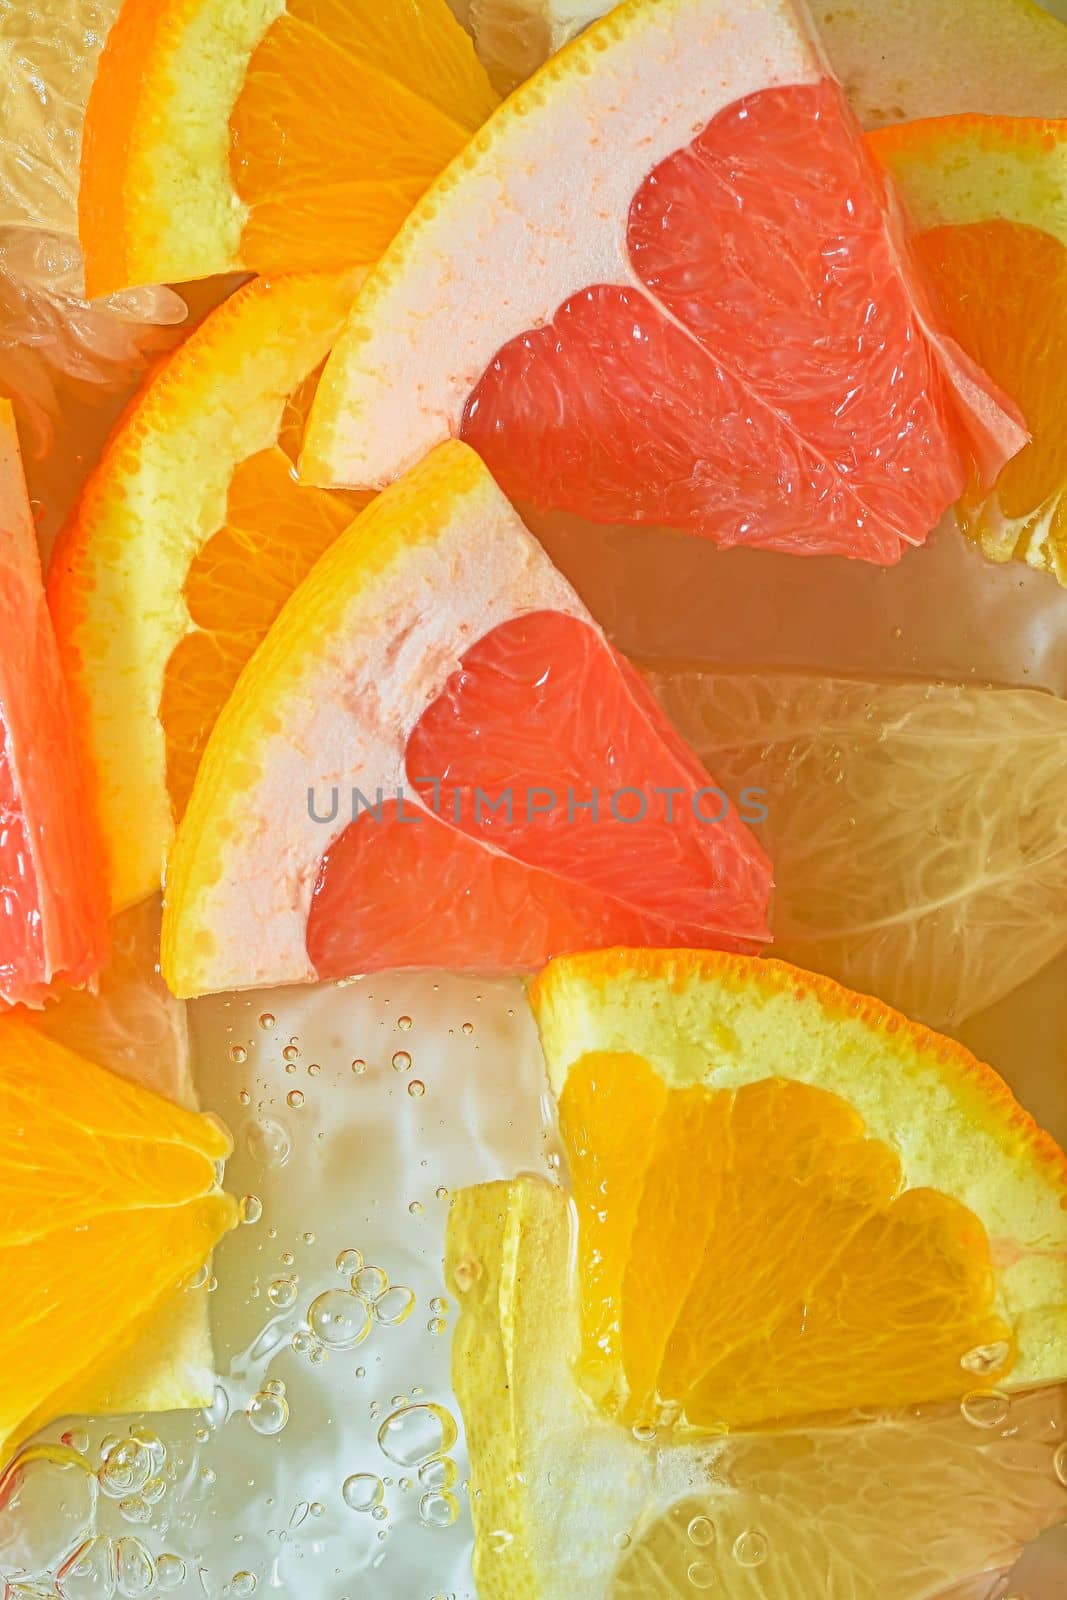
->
303, 0, 1025, 563
48, 270, 364, 912
870, 114, 1067, 583
79, 0, 498, 295
0, 399, 106, 1004
530, 948, 1067, 1432
161, 441, 772, 997
447, 1175, 1067, 1600
0, 1010, 237, 1466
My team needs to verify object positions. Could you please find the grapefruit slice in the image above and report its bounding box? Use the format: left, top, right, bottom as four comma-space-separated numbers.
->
78, 0, 498, 295
447, 1175, 1067, 1600
303, 0, 1026, 562
869, 114, 1067, 583
0, 1010, 237, 1467
0, 399, 106, 1005
529, 949, 1067, 1429
48, 270, 364, 913
161, 442, 772, 997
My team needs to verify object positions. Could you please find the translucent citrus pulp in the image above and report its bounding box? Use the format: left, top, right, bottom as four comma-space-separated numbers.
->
870, 114, 1067, 582
48, 271, 363, 911
0, 400, 106, 1005
162, 442, 772, 996
78, 0, 498, 294
304, 0, 1026, 561
531, 950, 1067, 1428
447, 1177, 1067, 1600
0, 1011, 236, 1467
645, 669, 1067, 1029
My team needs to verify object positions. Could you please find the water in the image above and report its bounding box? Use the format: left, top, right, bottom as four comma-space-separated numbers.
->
3, 975, 547, 1597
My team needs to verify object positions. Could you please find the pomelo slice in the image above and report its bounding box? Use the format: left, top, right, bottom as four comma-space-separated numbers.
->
78, 0, 498, 295
529, 949, 1067, 1427
0, 1011, 237, 1467
869, 114, 1067, 583
48, 270, 364, 913
303, 0, 1026, 562
0, 400, 106, 1005
448, 1175, 1067, 1600
162, 442, 772, 997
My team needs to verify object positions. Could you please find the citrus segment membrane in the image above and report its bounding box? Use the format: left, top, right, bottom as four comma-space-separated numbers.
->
48, 269, 362, 912
0, 1013, 236, 1464
644, 668, 1067, 1029
448, 1176, 1067, 1600
79, 0, 497, 293
305, 0, 1025, 561
163, 442, 771, 997
561, 1053, 1012, 1431
0, 401, 106, 1005
531, 949, 1067, 1399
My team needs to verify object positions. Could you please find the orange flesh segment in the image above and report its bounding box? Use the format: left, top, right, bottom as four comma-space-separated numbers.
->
306, 610, 772, 977
0, 1015, 236, 1457
559, 1053, 1015, 1432
160, 445, 359, 819
913, 219, 1067, 574
459, 78, 1021, 560
231, 0, 498, 272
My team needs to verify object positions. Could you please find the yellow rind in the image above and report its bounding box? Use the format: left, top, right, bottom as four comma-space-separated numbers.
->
868, 114, 1067, 244
529, 948, 1067, 1389
48, 269, 362, 912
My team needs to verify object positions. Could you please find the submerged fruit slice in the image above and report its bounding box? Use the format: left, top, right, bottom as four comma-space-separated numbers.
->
870, 115, 1067, 583
0, 1011, 236, 1466
0, 400, 106, 1004
304, 0, 1025, 561
79, 0, 498, 294
645, 668, 1067, 1029
530, 949, 1067, 1428
48, 271, 363, 911
162, 442, 771, 997
448, 1176, 1067, 1600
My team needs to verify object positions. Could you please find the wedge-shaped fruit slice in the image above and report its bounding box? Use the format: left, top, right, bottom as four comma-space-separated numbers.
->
79, 0, 498, 295
0, 1012, 237, 1467
529, 949, 1067, 1431
448, 1176, 1067, 1600
870, 114, 1067, 584
162, 442, 771, 997
0, 399, 106, 1004
304, 0, 1025, 562
645, 668, 1067, 1029
49, 270, 364, 912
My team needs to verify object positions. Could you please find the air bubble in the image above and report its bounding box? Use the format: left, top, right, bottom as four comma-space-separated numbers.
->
419, 1491, 459, 1528
336, 1248, 364, 1275
427, 1317, 446, 1336
229, 1045, 248, 1064
461, 1022, 474, 1036
343, 1472, 385, 1512
239, 1195, 263, 1225
291, 1331, 311, 1354
353, 1265, 389, 1301
155, 1554, 186, 1591
391, 1050, 412, 1073
258, 1013, 275, 1030
231, 1573, 257, 1596
308, 1289, 371, 1349
961, 1390, 1010, 1429
114, 1535, 155, 1595
631, 1423, 657, 1444
418, 1457, 457, 1491
99, 1439, 152, 1499
245, 1117, 291, 1170
282, 1044, 300, 1063
429, 1296, 448, 1315
687, 1516, 715, 1547
377, 1403, 458, 1467
687, 1561, 716, 1590
307, 1063, 321, 1077
1054, 1441, 1067, 1486
286, 1089, 304, 1109
732, 1529, 769, 1567
408, 1079, 426, 1099
247, 1391, 290, 1436
352, 1059, 367, 1075
409, 1201, 423, 1215
374, 1286, 416, 1326
397, 1016, 412, 1031
267, 1277, 298, 1311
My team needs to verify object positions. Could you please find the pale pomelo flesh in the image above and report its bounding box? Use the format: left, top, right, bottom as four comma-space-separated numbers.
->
308, 609, 771, 976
